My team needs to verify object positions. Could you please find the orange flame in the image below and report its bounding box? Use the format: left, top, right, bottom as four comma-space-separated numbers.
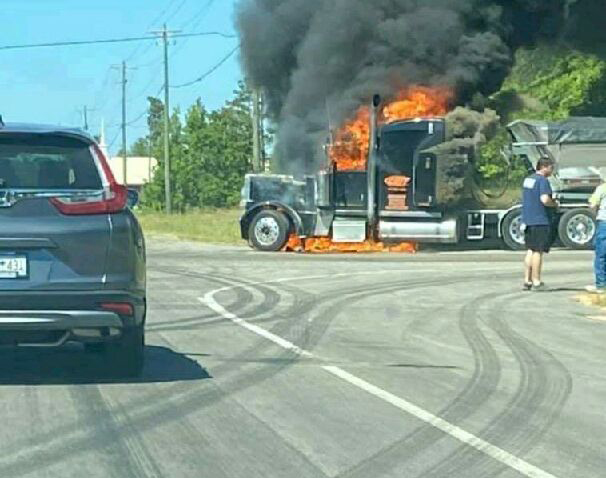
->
327, 86, 451, 172
285, 235, 417, 254
382, 86, 452, 124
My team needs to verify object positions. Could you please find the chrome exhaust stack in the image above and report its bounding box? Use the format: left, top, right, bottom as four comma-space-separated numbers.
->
367, 94, 381, 234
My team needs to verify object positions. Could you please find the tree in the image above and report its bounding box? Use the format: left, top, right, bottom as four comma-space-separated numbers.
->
129, 138, 151, 157
139, 81, 254, 211
139, 98, 184, 211
498, 46, 606, 121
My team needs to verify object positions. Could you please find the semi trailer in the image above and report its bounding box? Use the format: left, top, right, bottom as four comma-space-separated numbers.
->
240, 97, 602, 252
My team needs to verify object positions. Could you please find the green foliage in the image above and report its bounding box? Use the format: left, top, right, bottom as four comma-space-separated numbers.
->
138, 81, 254, 211
502, 46, 606, 121
128, 138, 150, 157
475, 129, 510, 179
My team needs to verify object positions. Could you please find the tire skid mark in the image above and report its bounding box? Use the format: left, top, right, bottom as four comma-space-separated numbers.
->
335, 291, 505, 478
148, 267, 257, 324
1, 385, 155, 478
336, 273, 580, 478
420, 293, 572, 478
451, 297, 571, 478
0, 273, 451, 474
0, 268, 560, 476
153, 267, 283, 326
0, 271, 303, 474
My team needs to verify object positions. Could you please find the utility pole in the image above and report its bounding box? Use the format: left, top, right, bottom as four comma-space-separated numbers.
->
251, 88, 263, 173
112, 61, 135, 186
148, 136, 153, 185
83, 106, 89, 131
78, 106, 95, 131
151, 24, 180, 214
121, 61, 128, 186
259, 93, 266, 171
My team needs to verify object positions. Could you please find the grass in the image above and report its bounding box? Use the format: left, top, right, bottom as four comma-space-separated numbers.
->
136, 209, 244, 245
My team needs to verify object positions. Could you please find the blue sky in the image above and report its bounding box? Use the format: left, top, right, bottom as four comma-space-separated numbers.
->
1, 0, 242, 153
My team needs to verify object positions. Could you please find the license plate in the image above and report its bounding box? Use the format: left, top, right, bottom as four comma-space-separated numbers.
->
0, 256, 27, 279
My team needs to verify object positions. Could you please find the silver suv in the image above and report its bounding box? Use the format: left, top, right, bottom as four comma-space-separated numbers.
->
0, 122, 146, 376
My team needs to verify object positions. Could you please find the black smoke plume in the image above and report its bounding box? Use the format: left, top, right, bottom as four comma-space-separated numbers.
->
236, 0, 605, 174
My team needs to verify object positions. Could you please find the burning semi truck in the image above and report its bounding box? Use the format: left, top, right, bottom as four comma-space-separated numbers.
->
240, 92, 603, 252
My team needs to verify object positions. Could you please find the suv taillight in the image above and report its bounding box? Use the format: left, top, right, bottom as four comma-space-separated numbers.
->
100, 302, 134, 316
50, 144, 127, 215
50, 183, 127, 215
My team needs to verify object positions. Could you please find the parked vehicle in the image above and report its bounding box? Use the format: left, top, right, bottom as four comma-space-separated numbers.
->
0, 122, 146, 376
241, 99, 603, 252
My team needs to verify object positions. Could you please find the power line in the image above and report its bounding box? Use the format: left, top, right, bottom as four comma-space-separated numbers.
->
126, 109, 148, 127
126, 0, 190, 64
109, 84, 164, 128
0, 31, 236, 51
127, 73, 161, 104
96, 0, 186, 127
163, 0, 190, 26
181, 0, 213, 30
108, 128, 121, 151
171, 45, 239, 88
129, 2, 215, 100
91, 66, 114, 112
132, 57, 164, 69
125, 0, 182, 62
172, 0, 214, 58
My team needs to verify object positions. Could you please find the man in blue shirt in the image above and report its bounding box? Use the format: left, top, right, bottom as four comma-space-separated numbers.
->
522, 157, 558, 291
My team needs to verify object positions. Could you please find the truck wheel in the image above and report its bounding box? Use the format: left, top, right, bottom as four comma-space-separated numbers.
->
501, 209, 526, 251
248, 209, 289, 252
558, 208, 596, 250
105, 326, 145, 377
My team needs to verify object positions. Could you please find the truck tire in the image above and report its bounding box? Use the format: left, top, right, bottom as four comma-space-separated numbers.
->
558, 208, 596, 250
501, 209, 526, 251
104, 326, 145, 377
248, 209, 289, 252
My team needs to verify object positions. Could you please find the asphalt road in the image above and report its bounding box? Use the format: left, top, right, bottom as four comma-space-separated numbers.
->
1, 239, 605, 478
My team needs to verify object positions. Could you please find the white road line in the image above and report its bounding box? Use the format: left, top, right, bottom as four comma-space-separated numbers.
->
322, 366, 558, 478
199, 273, 559, 478
199, 294, 312, 358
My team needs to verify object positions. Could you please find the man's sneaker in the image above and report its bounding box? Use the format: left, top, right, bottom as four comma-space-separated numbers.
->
523, 282, 533, 291
585, 285, 606, 294
532, 282, 547, 292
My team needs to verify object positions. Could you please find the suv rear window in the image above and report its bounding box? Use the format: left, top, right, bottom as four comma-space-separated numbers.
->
0, 134, 102, 190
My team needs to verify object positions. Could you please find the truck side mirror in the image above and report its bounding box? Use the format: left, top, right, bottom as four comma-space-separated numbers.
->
372, 94, 382, 108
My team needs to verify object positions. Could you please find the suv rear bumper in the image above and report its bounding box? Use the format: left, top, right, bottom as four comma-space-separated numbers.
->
0, 310, 122, 329
0, 290, 144, 317
0, 310, 123, 347
0, 290, 145, 347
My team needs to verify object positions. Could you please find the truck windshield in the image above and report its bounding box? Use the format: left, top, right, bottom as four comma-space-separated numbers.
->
0, 134, 101, 190
380, 130, 430, 176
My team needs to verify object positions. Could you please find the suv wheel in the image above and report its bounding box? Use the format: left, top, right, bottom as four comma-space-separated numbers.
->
105, 326, 145, 377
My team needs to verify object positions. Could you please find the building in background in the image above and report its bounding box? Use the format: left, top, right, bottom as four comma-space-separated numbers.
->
108, 156, 157, 190
98, 121, 157, 190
